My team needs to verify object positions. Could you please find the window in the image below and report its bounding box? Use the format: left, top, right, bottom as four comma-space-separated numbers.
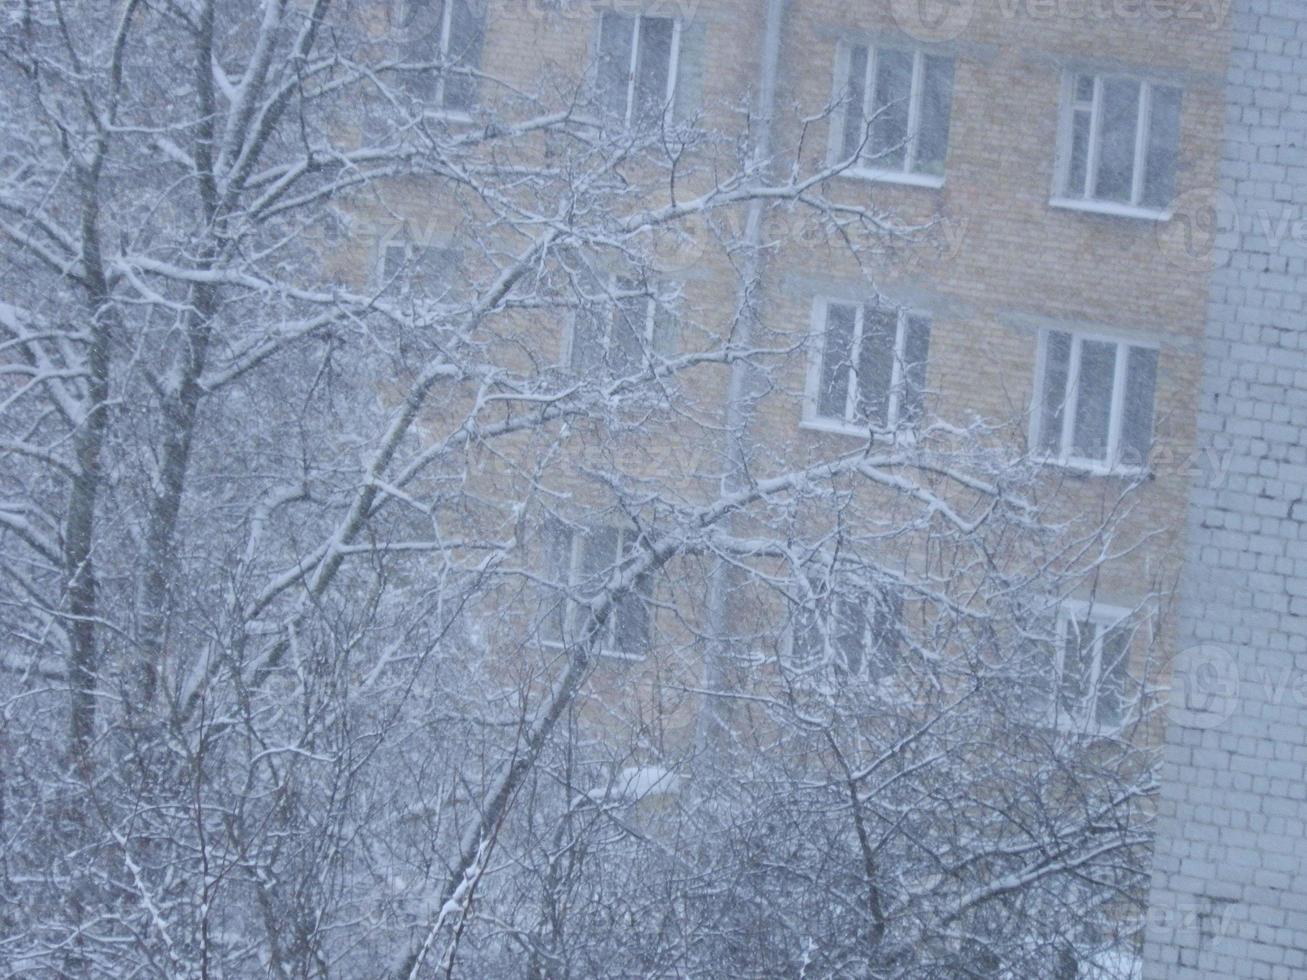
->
569, 278, 678, 374
1054, 73, 1182, 214
806, 300, 931, 434
1035, 330, 1157, 471
1043, 604, 1134, 730
832, 44, 954, 182
378, 233, 459, 302
596, 12, 680, 127
789, 582, 901, 683
395, 0, 486, 113
542, 521, 653, 659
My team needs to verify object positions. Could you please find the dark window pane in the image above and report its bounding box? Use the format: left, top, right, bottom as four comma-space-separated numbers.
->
1025, 628, 1057, 717
915, 55, 953, 175
1094, 78, 1141, 202
1120, 346, 1157, 468
541, 522, 574, 645
398, 0, 445, 98
899, 315, 931, 425
609, 314, 644, 372
1067, 108, 1091, 197
1039, 331, 1072, 454
791, 600, 826, 670
611, 280, 648, 373
1142, 84, 1181, 208
1096, 623, 1131, 727
411, 244, 457, 299
578, 527, 618, 593
651, 300, 678, 357
1072, 339, 1116, 462
789, 580, 831, 674
1074, 74, 1095, 103
842, 46, 869, 162
833, 595, 867, 676
632, 16, 674, 125
597, 12, 634, 121
857, 307, 897, 427
442, 0, 484, 111
1059, 619, 1097, 721
570, 308, 606, 372
383, 242, 408, 284
870, 48, 913, 171
866, 590, 901, 680
614, 570, 652, 656
817, 303, 857, 420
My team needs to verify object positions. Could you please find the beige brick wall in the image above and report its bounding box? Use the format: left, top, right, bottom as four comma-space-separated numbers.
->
345, 0, 1234, 749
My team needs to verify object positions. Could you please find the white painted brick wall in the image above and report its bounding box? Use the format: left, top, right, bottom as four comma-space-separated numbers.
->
1143, 3, 1307, 975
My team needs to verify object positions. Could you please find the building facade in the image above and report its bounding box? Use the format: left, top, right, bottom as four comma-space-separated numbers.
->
365, 0, 1242, 968
362, 0, 1232, 720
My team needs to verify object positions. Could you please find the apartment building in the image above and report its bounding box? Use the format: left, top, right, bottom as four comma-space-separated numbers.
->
359, 0, 1231, 741
0, 0, 1256, 975
749, 0, 1228, 733
331, 2, 1245, 969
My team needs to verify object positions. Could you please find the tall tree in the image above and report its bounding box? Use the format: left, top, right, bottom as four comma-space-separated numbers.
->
1, 1, 1161, 976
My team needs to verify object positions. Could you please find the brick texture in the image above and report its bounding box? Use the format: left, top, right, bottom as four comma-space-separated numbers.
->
1144, 2, 1307, 976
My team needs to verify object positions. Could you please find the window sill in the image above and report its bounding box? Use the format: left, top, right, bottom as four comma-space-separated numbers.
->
1041, 715, 1128, 739
542, 639, 646, 663
806, 676, 900, 699
1015, 702, 1129, 738
1048, 197, 1171, 222
782, 656, 900, 694
800, 416, 871, 439
800, 416, 918, 446
1038, 454, 1148, 479
571, 112, 696, 135
419, 106, 475, 125
838, 167, 945, 190
598, 648, 648, 664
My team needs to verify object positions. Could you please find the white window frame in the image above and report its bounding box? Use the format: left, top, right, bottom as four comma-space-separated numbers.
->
602, 13, 682, 128
399, 0, 480, 118
802, 297, 926, 439
1050, 72, 1179, 220
565, 277, 674, 372
784, 580, 901, 686
433, 0, 460, 113
375, 228, 455, 301
544, 524, 651, 661
1032, 328, 1156, 476
1049, 600, 1136, 733
831, 43, 948, 189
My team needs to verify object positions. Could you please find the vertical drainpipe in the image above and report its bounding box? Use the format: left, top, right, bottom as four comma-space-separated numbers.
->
696, 0, 788, 754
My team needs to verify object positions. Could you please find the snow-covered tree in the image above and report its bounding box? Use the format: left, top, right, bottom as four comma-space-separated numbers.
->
1, 1, 1164, 976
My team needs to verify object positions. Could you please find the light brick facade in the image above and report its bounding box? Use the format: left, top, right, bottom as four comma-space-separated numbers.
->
357, 0, 1236, 828
1144, 1, 1307, 976
363, 2, 1256, 962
